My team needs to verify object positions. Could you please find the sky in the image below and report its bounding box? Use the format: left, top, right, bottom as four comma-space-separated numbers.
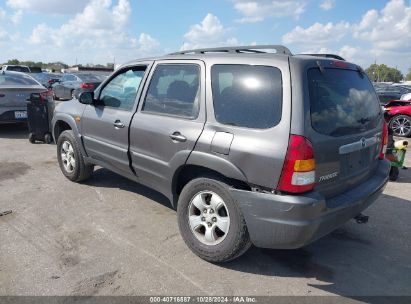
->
0, 0, 410, 73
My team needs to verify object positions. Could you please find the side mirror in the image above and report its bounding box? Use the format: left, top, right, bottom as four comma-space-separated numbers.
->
79, 92, 95, 105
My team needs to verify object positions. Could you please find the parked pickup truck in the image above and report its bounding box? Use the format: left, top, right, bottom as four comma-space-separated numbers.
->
52, 45, 390, 262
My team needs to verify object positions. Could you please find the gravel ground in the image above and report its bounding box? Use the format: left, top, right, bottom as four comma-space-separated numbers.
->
0, 124, 410, 299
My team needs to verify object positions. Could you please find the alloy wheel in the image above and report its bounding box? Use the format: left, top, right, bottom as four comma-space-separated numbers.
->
61, 141, 76, 173
188, 191, 230, 246
391, 116, 411, 136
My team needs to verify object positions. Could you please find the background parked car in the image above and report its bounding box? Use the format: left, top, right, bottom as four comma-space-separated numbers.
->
0, 71, 52, 124
384, 100, 411, 137
374, 83, 411, 105
52, 73, 105, 100
31, 73, 63, 89
1, 65, 31, 73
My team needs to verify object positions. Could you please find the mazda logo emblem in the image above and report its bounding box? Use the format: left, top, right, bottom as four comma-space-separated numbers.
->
361, 138, 366, 148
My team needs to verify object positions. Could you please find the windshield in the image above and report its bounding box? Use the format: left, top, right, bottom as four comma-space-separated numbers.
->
308, 68, 381, 136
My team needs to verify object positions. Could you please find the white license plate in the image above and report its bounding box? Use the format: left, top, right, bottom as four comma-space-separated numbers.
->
14, 111, 27, 119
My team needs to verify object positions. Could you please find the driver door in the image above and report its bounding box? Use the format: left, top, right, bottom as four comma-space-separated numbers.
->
81, 64, 150, 175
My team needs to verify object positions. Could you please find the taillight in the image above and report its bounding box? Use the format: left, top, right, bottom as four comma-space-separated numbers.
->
81, 83, 94, 89
39, 90, 53, 104
379, 121, 388, 160
277, 135, 316, 193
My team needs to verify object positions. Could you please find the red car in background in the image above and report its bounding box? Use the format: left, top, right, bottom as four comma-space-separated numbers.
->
384, 100, 411, 137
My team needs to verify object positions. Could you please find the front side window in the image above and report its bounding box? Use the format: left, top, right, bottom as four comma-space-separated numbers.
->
142, 64, 200, 119
99, 67, 146, 111
308, 68, 381, 136
211, 65, 283, 129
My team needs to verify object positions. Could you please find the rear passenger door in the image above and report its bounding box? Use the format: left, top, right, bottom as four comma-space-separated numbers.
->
129, 60, 206, 195
81, 65, 149, 175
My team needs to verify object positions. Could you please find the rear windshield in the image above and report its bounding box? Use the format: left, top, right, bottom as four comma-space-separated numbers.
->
308, 68, 381, 136
5, 66, 31, 73
211, 64, 282, 129
0, 73, 40, 86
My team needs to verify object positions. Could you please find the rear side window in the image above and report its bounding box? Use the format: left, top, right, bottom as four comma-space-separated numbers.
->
308, 68, 381, 136
211, 65, 282, 129
142, 64, 200, 119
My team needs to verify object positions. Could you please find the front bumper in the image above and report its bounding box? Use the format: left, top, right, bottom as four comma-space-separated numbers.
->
231, 159, 390, 249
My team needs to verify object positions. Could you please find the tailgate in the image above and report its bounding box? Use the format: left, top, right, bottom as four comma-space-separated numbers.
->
306, 67, 384, 199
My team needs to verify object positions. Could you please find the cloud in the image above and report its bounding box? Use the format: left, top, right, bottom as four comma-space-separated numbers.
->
6, 0, 88, 15
354, 0, 411, 51
232, 0, 305, 23
282, 22, 351, 45
25, 0, 160, 64
11, 9, 23, 25
320, 0, 335, 10
181, 13, 238, 50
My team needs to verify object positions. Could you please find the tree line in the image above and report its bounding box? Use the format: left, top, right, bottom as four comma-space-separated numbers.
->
3, 58, 411, 82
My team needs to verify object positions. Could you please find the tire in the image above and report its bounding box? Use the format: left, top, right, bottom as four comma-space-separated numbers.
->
389, 166, 399, 181
177, 178, 251, 263
44, 133, 53, 144
389, 115, 411, 137
56, 130, 94, 182
28, 133, 36, 144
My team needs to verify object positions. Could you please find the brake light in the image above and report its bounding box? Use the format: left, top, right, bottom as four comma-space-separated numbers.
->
332, 60, 349, 68
277, 135, 316, 193
81, 83, 94, 89
379, 121, 388, 160
38, 90, 53, 104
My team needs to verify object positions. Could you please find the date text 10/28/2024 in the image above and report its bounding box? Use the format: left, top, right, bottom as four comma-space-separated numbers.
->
149, 297, 257, 303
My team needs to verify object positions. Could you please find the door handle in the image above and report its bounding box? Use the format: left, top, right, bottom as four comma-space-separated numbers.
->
170, 132, 187, 142
113, 120, 125, 128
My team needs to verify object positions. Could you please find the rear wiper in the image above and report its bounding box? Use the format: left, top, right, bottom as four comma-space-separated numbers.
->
357, 117, 370, 124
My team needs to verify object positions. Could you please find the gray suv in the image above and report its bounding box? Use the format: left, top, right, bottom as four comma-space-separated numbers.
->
52, 45, 390, 262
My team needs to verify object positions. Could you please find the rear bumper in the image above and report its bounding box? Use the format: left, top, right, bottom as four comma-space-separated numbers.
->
0, 108, 27, 124
231, 159, 390, 249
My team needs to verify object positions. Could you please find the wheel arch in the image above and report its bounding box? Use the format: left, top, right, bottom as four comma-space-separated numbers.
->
171, 156, 250, 208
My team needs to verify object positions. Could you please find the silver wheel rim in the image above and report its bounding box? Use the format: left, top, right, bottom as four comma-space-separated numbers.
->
392, 117, 411, 136
61, 141, 76, 173
188, 191, 230, 246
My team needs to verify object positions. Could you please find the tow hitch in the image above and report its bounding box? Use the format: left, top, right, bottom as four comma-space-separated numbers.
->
354, 213, 369, 224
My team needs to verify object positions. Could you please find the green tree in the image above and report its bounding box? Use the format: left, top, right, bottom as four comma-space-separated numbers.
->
406, 68, 411, 81
366, 63, 403, 82
6, 59, 20, 65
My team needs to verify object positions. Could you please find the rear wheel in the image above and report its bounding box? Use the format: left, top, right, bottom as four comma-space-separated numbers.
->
28, 133, 35, 144
389, 166, 399, 181
177, 178, 251, 263
57, 130, 94, 182
390, 115, 411, 137
44, 133, 53, 144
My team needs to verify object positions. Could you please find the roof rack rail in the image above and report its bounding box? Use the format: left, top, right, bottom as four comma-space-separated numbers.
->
169, 45, 292, 56
303, 54, 346, 61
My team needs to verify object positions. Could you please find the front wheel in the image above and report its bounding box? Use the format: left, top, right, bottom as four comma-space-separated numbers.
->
177, 178, 251, 263
57, 130, 94, 182
390, 115, 411, 137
